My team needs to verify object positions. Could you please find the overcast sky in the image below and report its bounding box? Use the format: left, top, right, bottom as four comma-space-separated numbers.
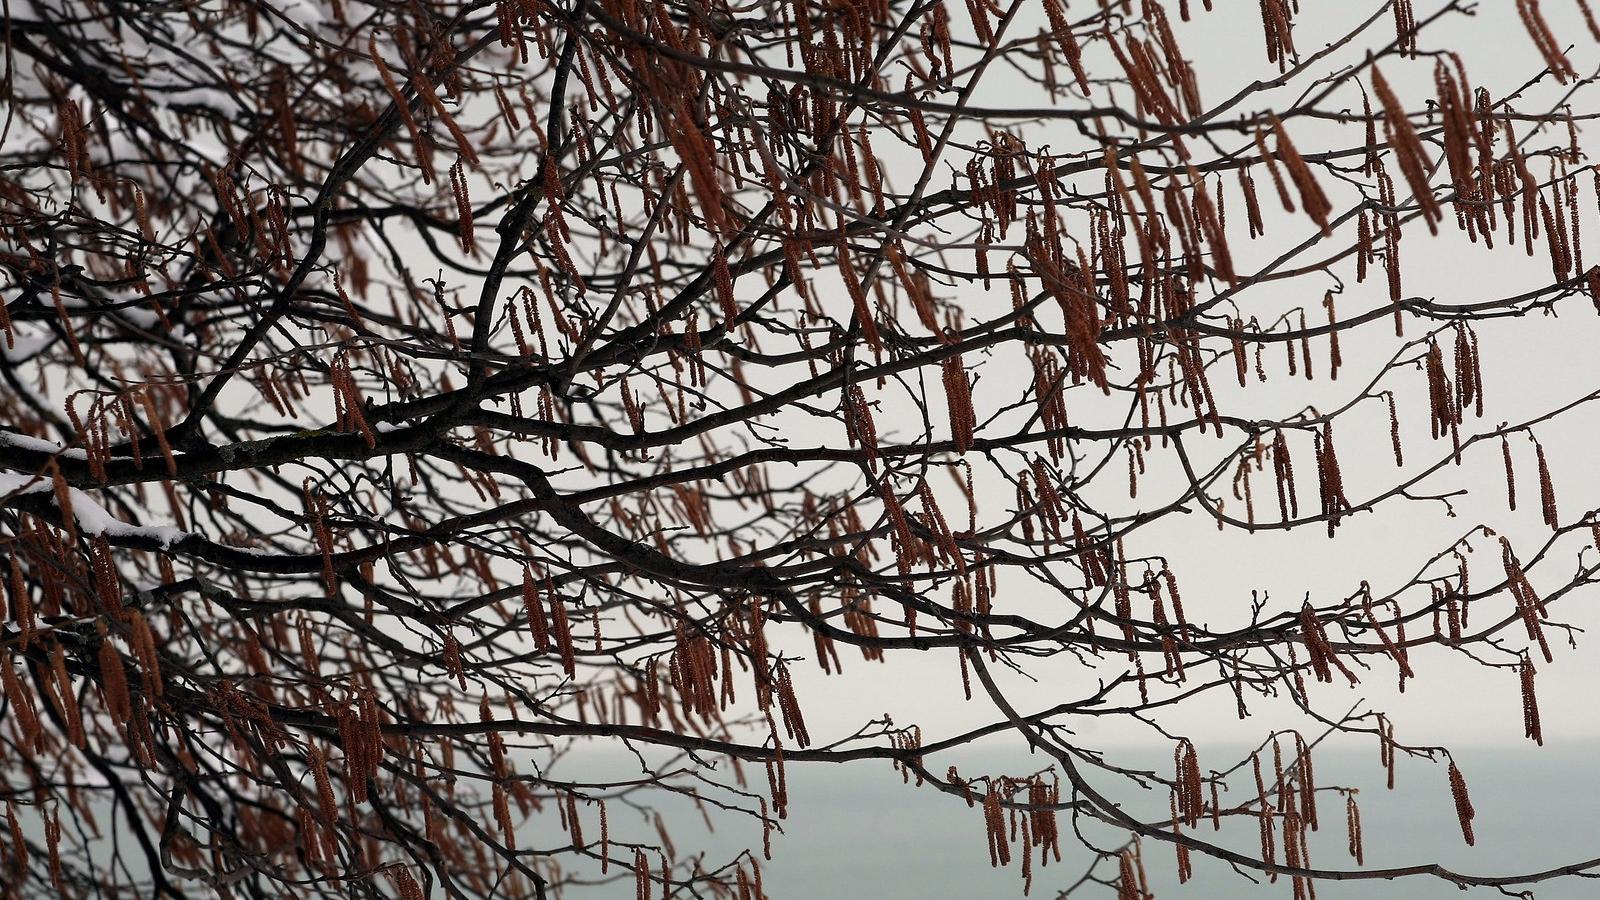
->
766, 0, 1600, 761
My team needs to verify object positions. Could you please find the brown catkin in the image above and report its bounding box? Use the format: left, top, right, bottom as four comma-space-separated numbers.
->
551, 592, 577, 676
1373, 67, 1444, 232
98, 633, 132, 722
942, 352, 977, 453
1346, 792, 1364, 864
127, 611, 162, 697
635, 848, 650, 900
1517, 0, 1578, 83
5, 800, 27, 873
1268, 116, 1332, 233
712, 244, 739, 326
368, 34, 433, 182
1385, 393, 1404, 467
494, 782, 516, 849
1042, 0, 1091, 94
442, 631, 467, 689
46, 460, 78, 544
1324, 292, 1341, 379
1116, 849, 1139, 900
308, 744, 337, 823
1502, 537, 1552, 663
138, 389, 178, 475
1502, 436, 1517, 510
1520, 658, 1543, 745
1394, 0, 1417, 54
1259, 0, 1297, 70
1535, 441, 1558, 529
1579, 0, 1600, 39
47, 643, 84, 748
1447, 761, 1475, 845
1175, 739, 1204, 827
388, 867, 425, 900
523, 565, 551, 652
450, 159, 475, 254
1, 655, 41, 751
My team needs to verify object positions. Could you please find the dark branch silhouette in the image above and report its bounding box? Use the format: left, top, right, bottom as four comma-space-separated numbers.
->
3, 0, 1600, 897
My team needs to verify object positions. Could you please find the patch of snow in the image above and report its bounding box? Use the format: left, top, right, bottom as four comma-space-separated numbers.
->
67, 488, 189, 547
0, 471, 51, 498
3, 616, 96, 636
218, 542, 282, 557
0, 469, 189, 548
0, 431, 90, 460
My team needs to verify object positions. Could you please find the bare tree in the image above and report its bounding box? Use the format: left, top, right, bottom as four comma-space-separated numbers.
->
3, 0, 1600, 897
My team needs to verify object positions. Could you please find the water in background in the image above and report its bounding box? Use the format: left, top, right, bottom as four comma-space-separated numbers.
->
567, 741, 1600, 899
